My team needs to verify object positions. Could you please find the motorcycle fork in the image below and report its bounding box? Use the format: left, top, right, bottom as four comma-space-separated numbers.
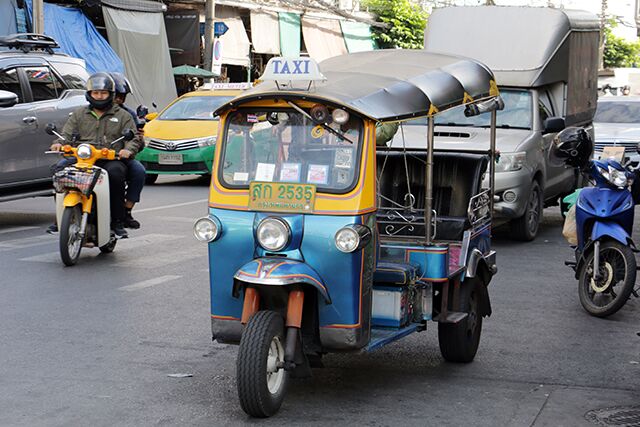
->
78, 194, 93, 239
593, 240, 601, 281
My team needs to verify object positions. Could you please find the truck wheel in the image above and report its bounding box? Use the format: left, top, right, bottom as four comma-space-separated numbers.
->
237, 310, 289, 418
145, 174, 158, 185
438, 279, 483, 363
60, 206, 83, 266
511, 181, 542, 241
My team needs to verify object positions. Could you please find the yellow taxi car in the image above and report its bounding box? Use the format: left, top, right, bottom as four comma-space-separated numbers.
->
138, 83, 250, 184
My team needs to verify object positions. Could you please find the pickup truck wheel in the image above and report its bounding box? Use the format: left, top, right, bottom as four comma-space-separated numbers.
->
510, 181, 542, 241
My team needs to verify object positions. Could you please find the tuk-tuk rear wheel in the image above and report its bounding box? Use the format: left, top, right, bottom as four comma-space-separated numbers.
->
437, 279, 483, 363
237, 310, 289, 418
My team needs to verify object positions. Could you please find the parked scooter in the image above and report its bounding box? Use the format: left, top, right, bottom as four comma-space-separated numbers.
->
552, 127, 639, 317
45, 123, 135, 266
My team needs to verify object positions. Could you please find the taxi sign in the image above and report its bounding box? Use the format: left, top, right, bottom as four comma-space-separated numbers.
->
260, 57, 326, 83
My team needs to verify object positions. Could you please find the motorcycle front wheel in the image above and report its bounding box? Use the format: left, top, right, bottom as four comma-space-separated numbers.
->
60, 205, 83, 266
578, 239, 636, 317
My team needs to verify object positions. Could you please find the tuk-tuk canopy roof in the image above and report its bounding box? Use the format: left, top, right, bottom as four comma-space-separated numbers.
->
214, 49, 499, 122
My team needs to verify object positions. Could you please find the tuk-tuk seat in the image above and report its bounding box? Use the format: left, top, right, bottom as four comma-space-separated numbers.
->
373, 261, 419, 286
377, 151, 488, 241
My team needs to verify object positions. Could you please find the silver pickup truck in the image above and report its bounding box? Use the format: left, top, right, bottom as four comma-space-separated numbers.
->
409, 6, 600, 241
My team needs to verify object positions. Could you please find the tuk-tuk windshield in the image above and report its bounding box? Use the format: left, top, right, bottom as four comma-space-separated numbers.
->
220, 109, 362, 192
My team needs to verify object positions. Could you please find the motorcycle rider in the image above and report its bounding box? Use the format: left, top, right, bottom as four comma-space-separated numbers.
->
50, 72, 140, 237
109, 72, 145, 229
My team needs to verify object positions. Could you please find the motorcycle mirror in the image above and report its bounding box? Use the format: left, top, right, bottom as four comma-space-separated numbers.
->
45, 123, 57, 135
122, 129, 135, 141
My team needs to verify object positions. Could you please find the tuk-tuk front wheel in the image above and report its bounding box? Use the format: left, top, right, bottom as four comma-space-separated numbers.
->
237, 310, 289, 418
438, 279, 483, 363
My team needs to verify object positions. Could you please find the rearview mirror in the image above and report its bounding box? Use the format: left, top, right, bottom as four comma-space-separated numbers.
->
543, 117, 565, 134
0, 90, 18, 108
122, 129, 135, 141
45, 123, 57, 135
145, 112, 158, 121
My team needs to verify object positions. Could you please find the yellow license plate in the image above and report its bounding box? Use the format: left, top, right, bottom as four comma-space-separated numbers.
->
249, 182, 316, 213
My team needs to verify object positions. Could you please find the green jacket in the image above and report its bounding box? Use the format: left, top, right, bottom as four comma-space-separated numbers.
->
59, 104, 141, 155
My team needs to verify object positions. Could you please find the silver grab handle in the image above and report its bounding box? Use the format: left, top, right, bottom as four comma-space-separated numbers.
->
22, 116, 37, 124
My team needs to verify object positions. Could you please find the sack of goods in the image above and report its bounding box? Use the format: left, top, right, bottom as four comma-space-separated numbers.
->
563, 205, 578, 245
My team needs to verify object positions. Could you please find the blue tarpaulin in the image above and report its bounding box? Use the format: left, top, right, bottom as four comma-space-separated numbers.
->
25, 0, 124, 74
0, 0, 18, 37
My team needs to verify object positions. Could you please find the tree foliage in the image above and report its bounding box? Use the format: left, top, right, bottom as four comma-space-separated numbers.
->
603, 22, 640, 68
363, 0, 428, 49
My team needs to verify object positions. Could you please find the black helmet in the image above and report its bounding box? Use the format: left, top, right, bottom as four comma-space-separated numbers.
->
549, 127, 593, 168
109, 72, 131, 95
85, 72, 115, 110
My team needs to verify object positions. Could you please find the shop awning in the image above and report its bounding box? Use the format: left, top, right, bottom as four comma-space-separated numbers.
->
279, 12, 300, 58
250, 10, 280, 55
103, 6, 177, 109
217, 5, 250, 67
302, 16, 347, 63
340, 20, 377, 53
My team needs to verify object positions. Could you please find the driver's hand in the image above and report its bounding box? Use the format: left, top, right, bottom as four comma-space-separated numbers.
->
118, 149, 132, 159
50, 143, 62, 151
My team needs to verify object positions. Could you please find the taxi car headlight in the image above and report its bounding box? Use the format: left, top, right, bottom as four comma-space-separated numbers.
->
256, 217, 290, 251
335, 224, 371, 253
193, 216, 221, 242
197, 136, 216, 147
76, 144, 92, 160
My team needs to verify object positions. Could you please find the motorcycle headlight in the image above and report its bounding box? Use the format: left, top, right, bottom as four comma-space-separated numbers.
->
197, 136, 216, 147
76, 144, 92, 160
193, 216, 221, 242
600, 165, 629, 188
256, 217, 290, 251
495, 152, 526, 172
334, 224, 371, 253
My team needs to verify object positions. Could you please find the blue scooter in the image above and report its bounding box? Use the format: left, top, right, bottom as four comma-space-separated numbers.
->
558, 139, 639, 316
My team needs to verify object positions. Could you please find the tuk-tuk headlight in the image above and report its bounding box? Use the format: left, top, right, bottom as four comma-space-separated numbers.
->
332, 108, 350, 124
193, 216, 221, 242
257, 217, 290, 251
335, 224, 371, 253
76, 144, 92, 160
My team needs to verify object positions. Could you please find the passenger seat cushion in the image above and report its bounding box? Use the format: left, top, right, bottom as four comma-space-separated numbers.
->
374, 261, 419, 285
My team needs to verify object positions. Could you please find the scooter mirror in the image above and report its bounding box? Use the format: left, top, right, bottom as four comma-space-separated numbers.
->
45, 123, 57, 135
122, 129, 135, 141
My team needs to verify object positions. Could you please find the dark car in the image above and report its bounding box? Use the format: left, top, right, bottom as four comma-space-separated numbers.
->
0, 34, 89, 202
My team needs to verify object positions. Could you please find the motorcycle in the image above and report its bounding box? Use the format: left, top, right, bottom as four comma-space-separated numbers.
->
556, 137, 639, 317
45, 123, 135, 266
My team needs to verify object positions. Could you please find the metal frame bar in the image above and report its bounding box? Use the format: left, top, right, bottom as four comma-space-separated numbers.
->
424, 116, 435, 245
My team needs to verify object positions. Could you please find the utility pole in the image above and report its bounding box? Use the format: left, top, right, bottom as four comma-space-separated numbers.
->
204, 0, 216, 71
32, 0, 44, 34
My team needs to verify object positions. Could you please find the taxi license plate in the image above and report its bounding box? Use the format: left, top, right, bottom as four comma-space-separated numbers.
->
158, 153, 183, 165
249, 182, 316, 213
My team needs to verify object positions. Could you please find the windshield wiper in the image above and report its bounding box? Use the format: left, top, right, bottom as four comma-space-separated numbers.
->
478, 124, 530, 130
435, 122, 478, 127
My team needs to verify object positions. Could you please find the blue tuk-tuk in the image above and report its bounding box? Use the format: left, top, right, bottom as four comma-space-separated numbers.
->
193, 50, 502, 417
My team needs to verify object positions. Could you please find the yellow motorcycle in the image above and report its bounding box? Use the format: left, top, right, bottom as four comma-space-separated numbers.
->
45, 124, 134, 266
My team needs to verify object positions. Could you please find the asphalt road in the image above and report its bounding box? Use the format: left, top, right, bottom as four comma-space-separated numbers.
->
0, 176, 638, 427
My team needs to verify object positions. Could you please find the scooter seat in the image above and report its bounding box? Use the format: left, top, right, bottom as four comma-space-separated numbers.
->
374, 262, 419, 286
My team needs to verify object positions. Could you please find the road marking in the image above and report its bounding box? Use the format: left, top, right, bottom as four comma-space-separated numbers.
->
0, 226, 39, 235
135, 199, 208, 214
19, 233, 183, 263
114, 243, 206, 268
0, 235, 53, 251
158, 216, 199, 224
118, 275, 181, 292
